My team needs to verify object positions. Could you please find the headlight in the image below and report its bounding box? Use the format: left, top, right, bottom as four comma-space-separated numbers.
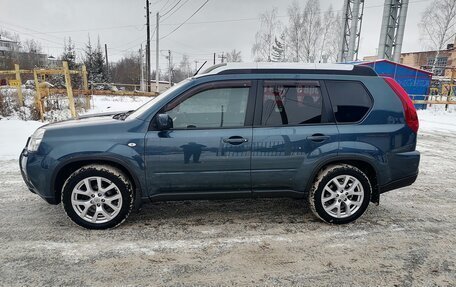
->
27, 128, 45, 152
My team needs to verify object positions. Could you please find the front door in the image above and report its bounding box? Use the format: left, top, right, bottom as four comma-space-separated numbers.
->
145, 80, 256, 196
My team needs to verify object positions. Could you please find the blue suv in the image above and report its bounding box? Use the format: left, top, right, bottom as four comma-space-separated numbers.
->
20, 63, 420, 229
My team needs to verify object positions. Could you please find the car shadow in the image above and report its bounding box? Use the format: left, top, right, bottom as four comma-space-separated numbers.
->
125, 198, 316, 227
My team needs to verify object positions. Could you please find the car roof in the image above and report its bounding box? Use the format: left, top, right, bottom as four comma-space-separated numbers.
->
199, 62, 377, 77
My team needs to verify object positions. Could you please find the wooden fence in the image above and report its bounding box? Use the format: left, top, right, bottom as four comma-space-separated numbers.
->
0, 62, 157, 121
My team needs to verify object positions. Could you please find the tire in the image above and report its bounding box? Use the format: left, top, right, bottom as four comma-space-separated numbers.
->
308, 164, 371, 224
61, 164, 134, 229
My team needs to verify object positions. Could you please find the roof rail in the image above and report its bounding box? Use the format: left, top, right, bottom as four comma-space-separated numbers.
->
198, 63, 377, 77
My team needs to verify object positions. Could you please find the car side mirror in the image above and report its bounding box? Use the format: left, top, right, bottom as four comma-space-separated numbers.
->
155, 113, 173, 130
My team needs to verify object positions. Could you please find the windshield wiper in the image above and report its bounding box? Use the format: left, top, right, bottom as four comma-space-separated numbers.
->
113, 110, 134, 120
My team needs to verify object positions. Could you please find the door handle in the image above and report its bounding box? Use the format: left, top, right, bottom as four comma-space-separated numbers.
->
223, 136, 248, 145
307, 134, 330, 142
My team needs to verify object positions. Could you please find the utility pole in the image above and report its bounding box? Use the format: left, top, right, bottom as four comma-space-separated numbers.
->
168, 50, 172, 88
213, 53, 216, 65
104, 43, 110, 81
139, 45, 145, 92
146, 0, 151, 92
155, 12, 160, 93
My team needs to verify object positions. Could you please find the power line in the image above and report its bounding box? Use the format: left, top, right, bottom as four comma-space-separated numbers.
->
160, 0, 191, 22
32, 24, 145, 34
159, 0, 430, 26
161, 0, 182, 17
0, 19, 86, 47
159, 0, 172, 12
160, 0, 209, 40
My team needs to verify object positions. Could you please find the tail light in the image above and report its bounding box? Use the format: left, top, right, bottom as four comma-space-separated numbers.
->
383, 77, 419, 133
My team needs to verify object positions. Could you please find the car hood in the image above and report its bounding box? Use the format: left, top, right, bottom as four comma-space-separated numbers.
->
41, 112, 128, 131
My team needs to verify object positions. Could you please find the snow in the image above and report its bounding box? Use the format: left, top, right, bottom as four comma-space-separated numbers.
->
417, 105, 456, 133
0, 119, 44, 160
81, 95, 150, 116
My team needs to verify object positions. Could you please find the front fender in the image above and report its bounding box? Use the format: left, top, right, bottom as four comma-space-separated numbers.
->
47, 141, 147, 199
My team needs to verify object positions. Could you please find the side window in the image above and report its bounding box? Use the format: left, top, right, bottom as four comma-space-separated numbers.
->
262, 81, 323, 126
326, 81, 373, 123
163, 87, 249, 129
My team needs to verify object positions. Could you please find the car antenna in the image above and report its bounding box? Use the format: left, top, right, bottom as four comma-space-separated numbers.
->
194, 61, 207, 76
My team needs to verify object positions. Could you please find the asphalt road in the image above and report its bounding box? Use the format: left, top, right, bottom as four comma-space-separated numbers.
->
0, 130, 455, 286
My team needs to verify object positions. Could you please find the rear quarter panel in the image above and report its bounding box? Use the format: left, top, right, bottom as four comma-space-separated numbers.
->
336, 76, 417, 185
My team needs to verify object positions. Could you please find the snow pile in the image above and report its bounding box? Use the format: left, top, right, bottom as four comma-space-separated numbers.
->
0, 119, 44, 160
417, 106, 456, 133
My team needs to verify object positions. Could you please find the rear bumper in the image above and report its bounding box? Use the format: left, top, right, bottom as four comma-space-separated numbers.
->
378, 172, 418, 194
379, 150, 420, 193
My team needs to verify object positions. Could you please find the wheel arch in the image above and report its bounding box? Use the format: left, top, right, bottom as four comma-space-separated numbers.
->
306, 156, 380, 203
52, 156, 143, 205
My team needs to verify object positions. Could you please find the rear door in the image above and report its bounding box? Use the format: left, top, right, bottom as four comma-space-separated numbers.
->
251, 80, 339, 192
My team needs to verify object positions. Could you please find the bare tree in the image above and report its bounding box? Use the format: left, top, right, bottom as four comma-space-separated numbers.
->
286, 1, 303, 62
251, 8, 281, 62
226, 49, 242, 62
319, 5, 340, 63
22, 39, 42, 54
327, 12, 343, 62
420, 0, 456, 73
178, 54, 192, 78
301, 0, 322, 62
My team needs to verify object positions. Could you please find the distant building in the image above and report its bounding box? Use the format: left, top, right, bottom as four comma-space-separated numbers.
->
0, 34, 19, 53
363, 38, 456, 78
47, 55, 62, 68
357, 59, 432, 110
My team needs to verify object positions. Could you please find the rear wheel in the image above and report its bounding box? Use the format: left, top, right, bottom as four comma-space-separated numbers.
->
61, 165, 133, 229
309, 164, 371, 224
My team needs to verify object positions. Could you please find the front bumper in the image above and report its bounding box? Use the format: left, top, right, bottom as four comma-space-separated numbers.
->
19, 149, 58, 204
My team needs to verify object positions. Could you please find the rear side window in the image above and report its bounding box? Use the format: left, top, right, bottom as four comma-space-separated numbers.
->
326, 81, 372, 123
261, 81, 323, 126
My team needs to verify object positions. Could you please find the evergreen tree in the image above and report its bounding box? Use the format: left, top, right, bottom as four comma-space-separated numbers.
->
84, 36, 107, 84
272, 33, 286, 62
62, 37, 78, 70
50, 37, 80, 88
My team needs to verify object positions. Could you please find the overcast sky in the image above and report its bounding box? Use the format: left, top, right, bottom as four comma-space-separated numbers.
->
0, 0, 431, 71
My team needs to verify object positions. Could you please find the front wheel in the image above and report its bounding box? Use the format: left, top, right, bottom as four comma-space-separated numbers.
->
61, 164, 134, 229
309, 164, 371, 224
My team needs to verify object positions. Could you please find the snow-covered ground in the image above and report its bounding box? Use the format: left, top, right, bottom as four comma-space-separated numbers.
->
1, 98, 455, 160
417, 105, 456, 133
0, 120, 44, 160
81, 95, 150, 116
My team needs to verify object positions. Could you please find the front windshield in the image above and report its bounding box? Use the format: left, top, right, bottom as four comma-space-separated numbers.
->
129, 79, 191, 119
